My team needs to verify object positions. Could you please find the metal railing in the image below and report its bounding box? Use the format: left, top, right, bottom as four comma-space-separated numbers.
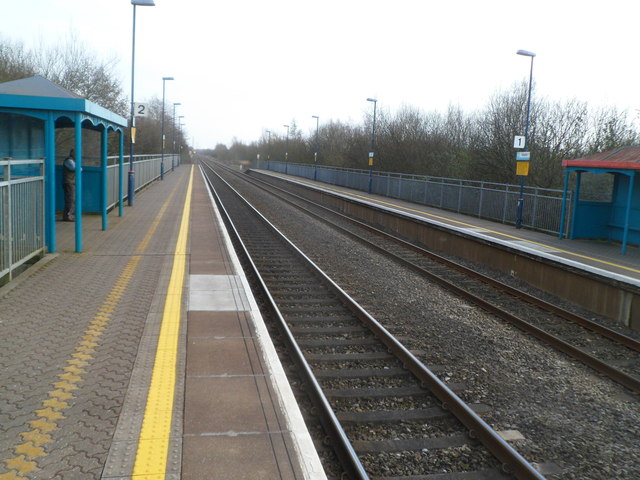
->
1, 154, 181, 283
1, 158, 45, 283
259, 161, 572, 237
106, 154, 181, 209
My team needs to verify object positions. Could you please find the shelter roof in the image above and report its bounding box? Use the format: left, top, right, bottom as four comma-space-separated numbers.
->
562, 146, 640, 170
0, 75, 81, 98
0, 75, 127, 128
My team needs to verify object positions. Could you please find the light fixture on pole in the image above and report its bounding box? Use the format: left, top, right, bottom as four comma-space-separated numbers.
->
266, 130, 271, 169
177, 115, 185, 161
128, 0, 155, 206
515, 49, 536, 229
283, 124, 290, 174
160, 76, 174, 180
312, 115, 319, 181
366, 98, 377, 193
172, 102, 181, 171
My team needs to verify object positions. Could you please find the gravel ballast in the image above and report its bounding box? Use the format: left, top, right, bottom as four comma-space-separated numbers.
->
225, 172, 640, 480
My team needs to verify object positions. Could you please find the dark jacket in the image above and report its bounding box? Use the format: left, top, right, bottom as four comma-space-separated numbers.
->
63, 156, 75, 185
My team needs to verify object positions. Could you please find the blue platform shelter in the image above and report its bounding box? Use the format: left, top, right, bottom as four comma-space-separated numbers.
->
0, 76, 127, 253
559, 147, 640, 254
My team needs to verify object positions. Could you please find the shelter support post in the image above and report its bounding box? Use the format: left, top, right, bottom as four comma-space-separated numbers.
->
101, 127, 108, 231
119, 130, 124, 217
570, 172, 582, 240
559, 169, 570, 240
74, 114, 82, 253
621, 172, 635, 255
45, 113, 56, 253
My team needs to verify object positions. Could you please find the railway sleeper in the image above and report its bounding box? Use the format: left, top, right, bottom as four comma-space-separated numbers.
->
290, 325, 369, 335
313, 367, 411, 378
297, 337, 380, 347
337, 404, 489, 423
352, 433, 475, 453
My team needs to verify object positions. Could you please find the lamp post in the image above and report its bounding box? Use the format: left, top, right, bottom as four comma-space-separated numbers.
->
160, 76, 174, 180
172, 102, 181, 171
366, 98, 377, 193
177, 116, 184, 162
312, 115, 319, 181
128, 0, 155, 206
283, 124, 290, 174
515, 49, 535, 229
266, 130, 271, 169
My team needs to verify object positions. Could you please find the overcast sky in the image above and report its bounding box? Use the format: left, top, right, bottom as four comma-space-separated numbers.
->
3, 1, 640, 149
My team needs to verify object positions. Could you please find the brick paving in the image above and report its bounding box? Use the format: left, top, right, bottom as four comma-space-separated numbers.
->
0, 168, 189, 480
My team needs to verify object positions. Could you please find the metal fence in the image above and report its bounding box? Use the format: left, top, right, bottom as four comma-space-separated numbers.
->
1, 158, 45, 283
0, 154, 181, 283
106, 154, 180, 209
259, 161, 572, 236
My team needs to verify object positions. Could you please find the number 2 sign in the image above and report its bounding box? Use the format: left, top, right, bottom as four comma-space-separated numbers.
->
134, 103, 148, 117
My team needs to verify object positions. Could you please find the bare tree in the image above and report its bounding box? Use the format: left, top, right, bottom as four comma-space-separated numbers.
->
0, 38, 36, 82
0, 33, 127, 116
586, 106, 639, 154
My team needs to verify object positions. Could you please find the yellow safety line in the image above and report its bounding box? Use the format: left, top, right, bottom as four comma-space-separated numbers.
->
132, 166, 193, 478
290, 176, 640, 276
0, 182, 181, 480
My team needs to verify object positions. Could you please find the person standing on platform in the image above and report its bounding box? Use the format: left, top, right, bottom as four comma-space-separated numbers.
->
62, 149, 76, 222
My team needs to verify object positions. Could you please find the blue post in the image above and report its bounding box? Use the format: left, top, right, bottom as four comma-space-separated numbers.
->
621, 172, 635, 255
128, 4, 137, 207
45, 113, 56, 253
559, 169, 570, 239
101, 127, 108, 231
515, 51, 535, 229
74, 114, 83, 253
570, 172, 582, 240
367, 98, 377, 194
119, 130, 124, 217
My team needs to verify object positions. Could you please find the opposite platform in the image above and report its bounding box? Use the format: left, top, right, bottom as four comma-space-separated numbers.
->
0, 165, 323, 479
254, 169, 640, 285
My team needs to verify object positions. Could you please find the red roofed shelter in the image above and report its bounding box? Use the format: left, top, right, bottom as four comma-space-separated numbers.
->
560, 146, 640, 254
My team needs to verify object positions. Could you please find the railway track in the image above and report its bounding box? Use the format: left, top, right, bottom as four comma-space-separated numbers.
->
201, 162, 545, 480
230, 166, 640, 395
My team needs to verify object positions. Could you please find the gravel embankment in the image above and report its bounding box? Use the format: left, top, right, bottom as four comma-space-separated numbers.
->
228, 175, 640, 480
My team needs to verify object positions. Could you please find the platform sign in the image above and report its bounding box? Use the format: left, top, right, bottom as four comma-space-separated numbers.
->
516, 161, 530, 176
516, 151, 530, 161
514, 135, 526, 148
134, 103, 148, 117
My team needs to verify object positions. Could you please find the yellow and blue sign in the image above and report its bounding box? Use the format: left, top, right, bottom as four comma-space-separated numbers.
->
516, 151, 530, 176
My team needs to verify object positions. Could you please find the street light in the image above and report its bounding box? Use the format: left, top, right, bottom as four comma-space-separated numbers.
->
265, 130, 271, 169
515, 49, 535, 229
160, 76, 174, 180
283, 124, 290, 174
177, 116, 185, 160
128, 0, 155, 206
366, 98, 377, 193
312, 115, 319, 181
172, 102, 181, 171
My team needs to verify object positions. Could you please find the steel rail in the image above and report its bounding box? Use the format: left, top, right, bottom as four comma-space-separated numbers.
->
199, 163, 370, 480
238, 168, 640, 394
247, 169, 640, 354
204, 161, 546, 480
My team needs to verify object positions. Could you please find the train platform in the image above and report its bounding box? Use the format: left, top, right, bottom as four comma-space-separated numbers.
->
0, 165, 324, 479
254, 169, 640, 286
